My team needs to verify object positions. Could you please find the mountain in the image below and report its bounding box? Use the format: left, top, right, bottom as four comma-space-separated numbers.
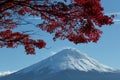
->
0, 48, 120, 80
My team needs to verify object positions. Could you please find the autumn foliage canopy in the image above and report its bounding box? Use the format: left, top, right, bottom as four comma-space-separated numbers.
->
0, 0, 114, 54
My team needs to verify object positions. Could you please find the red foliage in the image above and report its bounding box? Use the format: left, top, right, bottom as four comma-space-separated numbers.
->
0, 30, 46, 54
0, 0, 114, 54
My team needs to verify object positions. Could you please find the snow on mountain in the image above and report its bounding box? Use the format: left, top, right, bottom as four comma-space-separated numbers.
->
0, 71, 16, 77
0, 48, 120, 80
17, 48, 116, 74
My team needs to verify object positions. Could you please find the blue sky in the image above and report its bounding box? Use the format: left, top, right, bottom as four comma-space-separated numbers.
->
0, 0, 120, 73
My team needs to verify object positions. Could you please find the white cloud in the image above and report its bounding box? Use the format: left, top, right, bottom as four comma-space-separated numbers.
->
105, 12, 120, 15
113, 19, 120, 22
0, 71, 16, 77
28, 17, 41, 20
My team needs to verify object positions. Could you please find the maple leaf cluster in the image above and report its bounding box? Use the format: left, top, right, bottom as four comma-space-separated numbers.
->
0, 0, 114, 54
0, 30, 46, 54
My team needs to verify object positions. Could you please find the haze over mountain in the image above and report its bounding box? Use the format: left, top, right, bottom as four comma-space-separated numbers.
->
0, 48, 120, 80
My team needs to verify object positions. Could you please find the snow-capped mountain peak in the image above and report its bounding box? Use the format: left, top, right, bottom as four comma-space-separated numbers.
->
1, 48, 120, 80
18, 48, 115, 74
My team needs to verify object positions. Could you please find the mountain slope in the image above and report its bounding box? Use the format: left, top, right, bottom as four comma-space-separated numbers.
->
0, 48, 120, 80
17, 48, 115, 73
